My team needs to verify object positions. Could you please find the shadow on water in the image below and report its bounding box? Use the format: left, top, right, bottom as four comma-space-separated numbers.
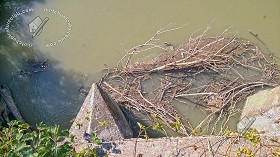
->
10, 60, 87, 129
0, 38, 88, 129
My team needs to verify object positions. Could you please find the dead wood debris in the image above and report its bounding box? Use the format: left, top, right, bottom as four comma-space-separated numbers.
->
100, 28, 280, 136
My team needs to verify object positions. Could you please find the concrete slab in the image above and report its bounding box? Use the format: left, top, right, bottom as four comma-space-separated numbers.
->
69, 83, 133, 148
84, 136, 280, 156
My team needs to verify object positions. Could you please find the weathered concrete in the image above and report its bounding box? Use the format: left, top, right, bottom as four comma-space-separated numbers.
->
79, 135, 279, 156
69, 83, 133, 149
238, 86, 280, 136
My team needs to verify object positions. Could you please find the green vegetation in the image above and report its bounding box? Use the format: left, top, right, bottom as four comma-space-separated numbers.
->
242, 128, 261, 148
99, 121, 108, 126
225, 128, 263, 156
171, 116, 182, 133
236, 128, 262, 156
237, 147, 253, 157
0, 120, 102, 157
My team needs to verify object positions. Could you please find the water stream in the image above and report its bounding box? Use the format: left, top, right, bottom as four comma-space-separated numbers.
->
0, 0, 279, 132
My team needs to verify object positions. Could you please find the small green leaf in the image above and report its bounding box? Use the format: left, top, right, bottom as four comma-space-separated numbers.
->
19, 123, 30, 130
60, 130, 69, 137
50, 125, 59, 135
99, 121, 108, 126
70, 134, 75, 142
172, 122, 181, 132
94, 139, 102, 145
151, 113, 157, 118
152, 122, 163, 131
36, 122, 48, 131
85, 117, 90, 121
90, 132, 103, 145
137, 122, 145, 129
76, 123, 83, 130
15, 143, 27, 152
16, 133, 23, 140
70, 118, 75, 123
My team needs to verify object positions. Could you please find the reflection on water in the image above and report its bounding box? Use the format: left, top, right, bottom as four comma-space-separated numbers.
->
0, 0, 279, 131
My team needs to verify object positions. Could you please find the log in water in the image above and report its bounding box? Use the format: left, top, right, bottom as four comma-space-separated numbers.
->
0, 84, 25, 122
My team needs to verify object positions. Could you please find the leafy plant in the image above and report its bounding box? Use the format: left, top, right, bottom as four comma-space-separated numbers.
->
150, 113, 157, 119
90, 132, 102, 145
70, 118, 75, 123
242, 128, 261, 147
172, 116, 182, 132
150, 113, 163, 132
76, 123, 83, 130
0, 120, 101, 157
151, 122, 163, 131
137, 122, 149, 140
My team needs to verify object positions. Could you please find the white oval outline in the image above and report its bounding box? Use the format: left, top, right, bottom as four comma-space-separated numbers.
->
5, 8, 34, 47
43, 8, 72, 47
5, 8, 72, 48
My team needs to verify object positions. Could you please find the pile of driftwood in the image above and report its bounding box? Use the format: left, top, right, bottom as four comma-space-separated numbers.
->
100, 25, 280, 136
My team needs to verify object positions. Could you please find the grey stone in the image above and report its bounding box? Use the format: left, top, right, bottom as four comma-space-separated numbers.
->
69, 83, 133, 146
0, 84, 24, 123
238, 86, 280, 136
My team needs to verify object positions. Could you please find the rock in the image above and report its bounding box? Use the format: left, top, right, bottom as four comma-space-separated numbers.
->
69, 83, 133, 147
238, 86, 280, 136
0, 97, 9, 125
0, 84, 24, 123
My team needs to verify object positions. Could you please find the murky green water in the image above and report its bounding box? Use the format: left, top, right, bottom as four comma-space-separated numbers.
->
0, 0, 279, 131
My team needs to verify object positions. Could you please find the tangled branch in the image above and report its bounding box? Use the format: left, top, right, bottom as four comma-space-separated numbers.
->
100, 26, 280, 136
